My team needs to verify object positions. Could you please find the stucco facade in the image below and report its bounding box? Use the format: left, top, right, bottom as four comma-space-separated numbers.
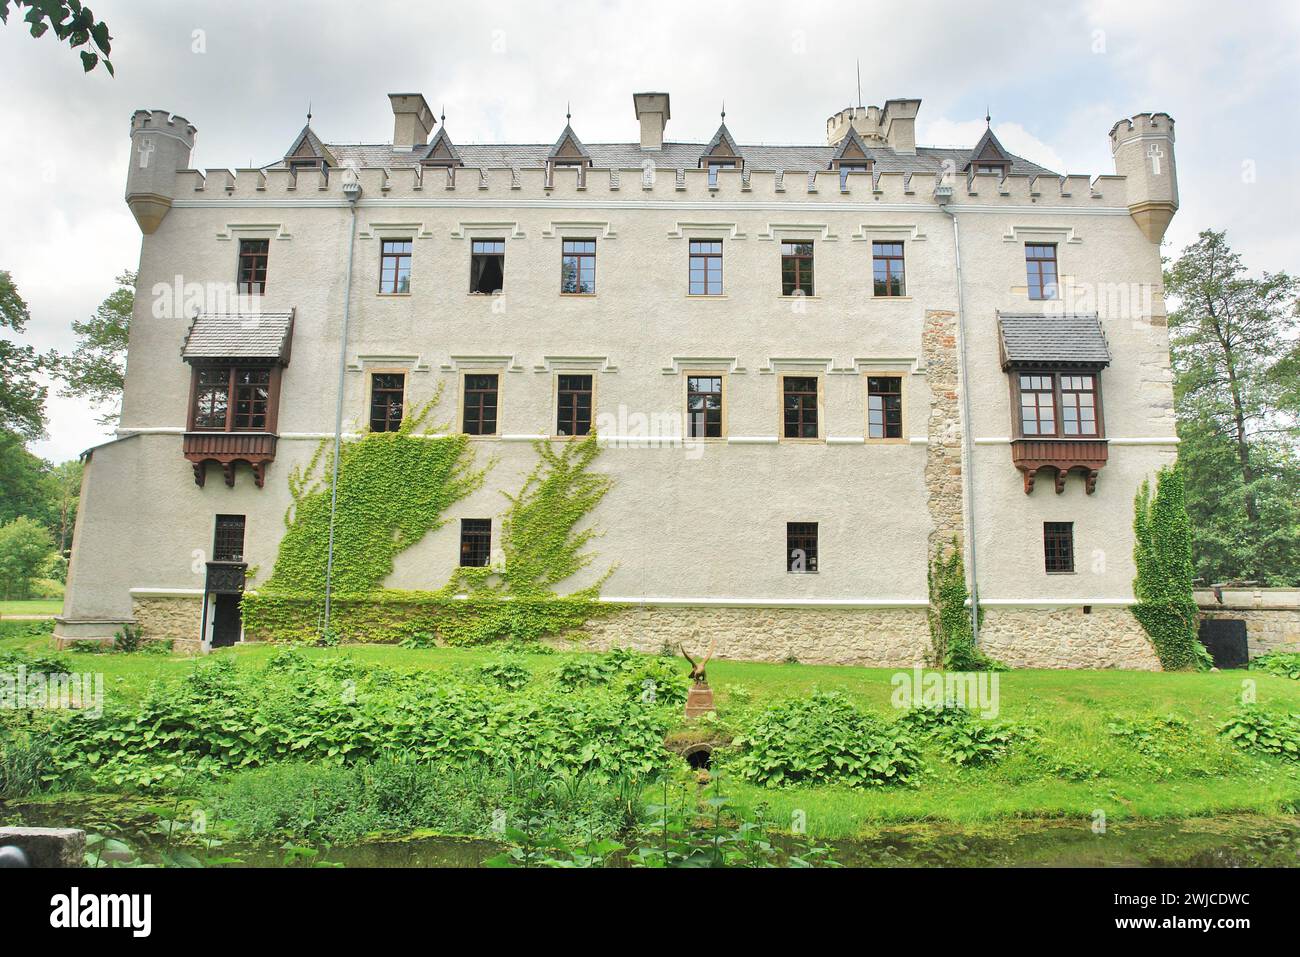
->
57, 93, 1180, 667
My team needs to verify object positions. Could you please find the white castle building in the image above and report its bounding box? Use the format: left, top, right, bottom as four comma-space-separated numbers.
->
56, 91, 1180, 667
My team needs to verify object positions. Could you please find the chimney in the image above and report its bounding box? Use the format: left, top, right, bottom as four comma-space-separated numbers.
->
633, 92, 670, 150
389, 93, 435, 149
880, 98, 920, 154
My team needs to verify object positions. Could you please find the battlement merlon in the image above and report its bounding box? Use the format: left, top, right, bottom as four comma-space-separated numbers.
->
126, 110, 198, 234
1109, 112, 1177, 244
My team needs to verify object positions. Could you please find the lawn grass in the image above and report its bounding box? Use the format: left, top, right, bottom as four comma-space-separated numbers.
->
3, 630, 1297, 839
0, 600, 63, 617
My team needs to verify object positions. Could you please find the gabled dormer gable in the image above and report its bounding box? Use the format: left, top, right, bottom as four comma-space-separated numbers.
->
284, 123, 336, 170
829, 126, 873, 170
699, 120, 742, 168
549, 121, 592, 166
420, 125, 463, 167
964, 126, 1011, 175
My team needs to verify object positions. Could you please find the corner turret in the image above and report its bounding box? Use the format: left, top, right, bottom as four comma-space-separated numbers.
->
1110, 112, 1177, 244
126, 109, 197, 234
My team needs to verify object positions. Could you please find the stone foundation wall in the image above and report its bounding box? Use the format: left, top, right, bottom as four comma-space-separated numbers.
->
132, 597, 204, 654
577, 605, 932, 666
978, 606, 1160, 670
1198, 609, 1300, 658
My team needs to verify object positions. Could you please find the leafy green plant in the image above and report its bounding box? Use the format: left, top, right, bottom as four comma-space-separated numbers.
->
723, 691, 921, 788
1252, 652, 1300, 681
1219, 706, 1300, 762
112, 624, 141, 653
477, 656, 531, 691
898, 704, 1022, 766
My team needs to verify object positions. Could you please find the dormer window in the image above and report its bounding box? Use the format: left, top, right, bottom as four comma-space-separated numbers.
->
706, 159, 738, 186
838, 161, 870, 189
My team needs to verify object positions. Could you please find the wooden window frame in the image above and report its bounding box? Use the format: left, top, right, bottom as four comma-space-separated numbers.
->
237, 238, 269, 296
553, 373, 595, 439
459, 370, 502, 438
684, 372, 727, 440
1043, 521, 1075, 574
560, 238, 597, 296
779, 373, 823, 442
872, 241, 907, 297
368, 370, 405, 433
379, 239, 413, 295
187, 363, 281, 434
470, 238, 506, 295
1009, 370, 1106, 440
780, 241, 815, 297
865, 374, 906, 443
688, 240, 724, 296
786, 521, 819, 574
1025, 243, 1059, 301
459, 518, 493, 568
213, 514, 246, 563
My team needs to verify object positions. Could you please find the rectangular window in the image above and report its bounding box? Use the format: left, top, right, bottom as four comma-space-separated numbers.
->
867, 376, 903, 440
237, 239, 269, 295
369, 373, 404, 433
379, 240, 412, 294
787, 522, 819, 573
1043, 522, 1075, 573
872, 241, 906, 297
460, 518, 492, 568
213, 515, 246, 563
838, 161, 869, 189
231, 369, 271, 430
686, 375, 723, 439
470, 239, 505, 294
556, 374, 593, 437
1019, 373, 1057, 437
1060, 374, 1098, 437
781, 242, 814, 296
688, 240, 723, 296
462, 373, 499, 436
193, 367, 272, 432
193, 367, 231, 430
1025, 244, 1058, 300
782, 376, 819, 439
561, 239, 596, 294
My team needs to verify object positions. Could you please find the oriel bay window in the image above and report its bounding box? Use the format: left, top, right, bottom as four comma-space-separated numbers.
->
181, 310, 293, 489
998, 314, 1110, 495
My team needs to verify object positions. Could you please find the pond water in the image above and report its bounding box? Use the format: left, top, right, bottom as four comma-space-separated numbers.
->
4, 798, 1299, 867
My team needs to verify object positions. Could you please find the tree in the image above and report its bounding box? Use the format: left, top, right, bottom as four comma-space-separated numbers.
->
49, 458, 82, 557
54, 270, 133, 425
0, 271, 47, 440
0, 1, 113, 74
0, 432, 55, 529
1132, 465, 1208, 670
1165, 230, 1300, 585
0, 515, 54, 600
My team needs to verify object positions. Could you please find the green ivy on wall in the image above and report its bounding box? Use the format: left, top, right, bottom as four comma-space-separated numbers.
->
242, 412, 619, 645
1132, 465, 1210, 670
927, 537, 1001, 671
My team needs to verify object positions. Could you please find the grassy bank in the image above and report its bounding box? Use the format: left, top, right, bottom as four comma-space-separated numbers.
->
2, 628, 1298, 841
0, 600, 63, 617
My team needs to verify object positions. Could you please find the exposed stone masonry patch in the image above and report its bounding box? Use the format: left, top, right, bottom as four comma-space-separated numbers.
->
922, 309, 965, 557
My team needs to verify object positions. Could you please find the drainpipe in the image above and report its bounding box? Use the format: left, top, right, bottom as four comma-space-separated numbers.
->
937, 197, 981, 648
322, 173, 363, 638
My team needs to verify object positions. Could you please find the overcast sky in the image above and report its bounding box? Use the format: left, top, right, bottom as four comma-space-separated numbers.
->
2, 0, 1297, 463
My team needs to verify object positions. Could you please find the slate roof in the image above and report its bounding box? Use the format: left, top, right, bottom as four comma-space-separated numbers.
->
998, 313, 1111, 368
181, 311, 295, 363
298, 140, 1055, 177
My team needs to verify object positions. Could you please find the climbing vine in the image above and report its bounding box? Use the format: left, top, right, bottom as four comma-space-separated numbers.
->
242, 417, 618, 645
927, 537, 1000, 671
1132, 465, 1209, 670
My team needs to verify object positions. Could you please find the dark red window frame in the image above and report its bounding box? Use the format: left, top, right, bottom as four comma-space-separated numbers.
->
872, 241, 906, 297
781, 242, 814, 296
556, 374, 593, 437
1025, 244, 1059, 300
1043, 521, 1075, 573
237, 239, 269, 295
462, 373, 500, 436
369, 373, 405, 433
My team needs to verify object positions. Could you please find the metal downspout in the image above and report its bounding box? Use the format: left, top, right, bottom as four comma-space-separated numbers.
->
939, 201, 981, 648
323, 185, 361, 637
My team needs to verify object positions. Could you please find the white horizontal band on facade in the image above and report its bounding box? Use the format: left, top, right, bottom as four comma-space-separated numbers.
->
726, 436, 779, 445
975, 597, 1135, 607
973, 436, 1179, 446
172, 197, 1135, 217
130, 588, 206, 598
